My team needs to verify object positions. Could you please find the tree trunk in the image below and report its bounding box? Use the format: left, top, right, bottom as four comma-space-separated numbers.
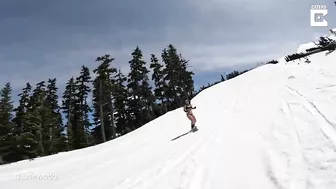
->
66, 81, 72, 151
0, 156, 4, 165
99, 79, 106, 142
39, 102, 45, 156
109, 93, 116, 139
108, 72, 116, 139
38, 126, 44, 156
84, 100, 89, 144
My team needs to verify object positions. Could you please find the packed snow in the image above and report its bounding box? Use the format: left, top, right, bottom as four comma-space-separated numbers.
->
1, 35, 336, 189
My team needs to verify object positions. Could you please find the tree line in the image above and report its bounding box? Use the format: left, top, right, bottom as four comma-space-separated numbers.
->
196, 59, 279, 92
0, 44, 255, 164
285, 35, 336, 62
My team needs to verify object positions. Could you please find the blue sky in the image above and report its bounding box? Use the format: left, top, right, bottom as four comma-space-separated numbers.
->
0, 0, 335, 104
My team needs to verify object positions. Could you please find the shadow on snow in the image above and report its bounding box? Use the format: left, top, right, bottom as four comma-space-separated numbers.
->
171, 131, 192, 141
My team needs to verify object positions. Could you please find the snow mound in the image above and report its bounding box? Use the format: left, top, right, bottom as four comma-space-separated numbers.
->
297, 28, 336, 53
297, 42, 316, 53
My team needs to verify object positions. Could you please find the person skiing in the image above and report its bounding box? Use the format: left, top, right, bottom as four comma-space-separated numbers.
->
183, 99, 197, 131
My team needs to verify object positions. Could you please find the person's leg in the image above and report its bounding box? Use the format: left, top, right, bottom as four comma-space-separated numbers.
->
187, 114, 194, 129
188, 114, 196, 130
192, 114, 196, 125
187, 114, 193, 122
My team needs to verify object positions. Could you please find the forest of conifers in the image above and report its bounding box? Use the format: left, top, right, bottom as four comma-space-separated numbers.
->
0, 44, 247, 164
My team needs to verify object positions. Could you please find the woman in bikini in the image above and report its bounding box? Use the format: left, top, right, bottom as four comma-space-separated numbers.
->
183, 99, 197, 130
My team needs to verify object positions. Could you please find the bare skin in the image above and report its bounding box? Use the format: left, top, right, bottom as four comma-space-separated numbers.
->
183, 100, 196, 126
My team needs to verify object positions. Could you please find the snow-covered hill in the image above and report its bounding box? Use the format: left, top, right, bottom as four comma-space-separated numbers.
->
1, 35, 336, 189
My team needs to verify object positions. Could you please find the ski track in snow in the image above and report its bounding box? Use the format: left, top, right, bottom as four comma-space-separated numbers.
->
264, 59, 336, 189
1, 34, 336, 189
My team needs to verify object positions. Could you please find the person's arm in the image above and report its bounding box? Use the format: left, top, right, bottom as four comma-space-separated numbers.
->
183, 105, 187, 112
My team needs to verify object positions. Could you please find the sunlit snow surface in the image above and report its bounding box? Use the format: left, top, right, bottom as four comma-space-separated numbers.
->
1, 36, 336, 189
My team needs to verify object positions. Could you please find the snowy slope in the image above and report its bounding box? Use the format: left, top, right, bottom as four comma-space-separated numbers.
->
1, 42, 336, 189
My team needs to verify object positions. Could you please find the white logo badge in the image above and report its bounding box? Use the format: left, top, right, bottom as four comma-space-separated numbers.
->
310, 5, 328, 27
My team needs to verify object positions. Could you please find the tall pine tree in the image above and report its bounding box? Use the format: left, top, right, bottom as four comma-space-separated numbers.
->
92, 55, 117, 143
62, 77, 76, 150
179, 54, 195, 100
13, 83, 39, 160
113, 69, 129, 135
73, 66, 92, 148
149, 54, 167, 116
0, 83, 15, 163
28, 81, 47, 156
127, 46, 154, 128
44, 78, 64, 154
162, 44, 195, 110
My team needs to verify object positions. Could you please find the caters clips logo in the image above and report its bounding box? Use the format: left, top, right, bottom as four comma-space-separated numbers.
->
310, 5, 328, 27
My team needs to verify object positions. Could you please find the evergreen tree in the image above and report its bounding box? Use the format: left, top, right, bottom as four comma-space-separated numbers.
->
12, 83, 32, 136
226, 71, 241, 80
149, 54, 167, 116
28, 81, 47, 156
127, 46, 154, 128
12, 83, 39, 160
62, 77, 76, 150
161, 44, 195, 110
318, 37, 330, 47
179, 54, 195, 100
73, 66, 92, 148
221, 74, 225, 81
0, 83, 15, 163
113, 69, 129, 135
44, 78, 65, 154
140, 76, 155, 124
92, 55, 117, 143
161, 46, 176, 108
150, 54, 166, 103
